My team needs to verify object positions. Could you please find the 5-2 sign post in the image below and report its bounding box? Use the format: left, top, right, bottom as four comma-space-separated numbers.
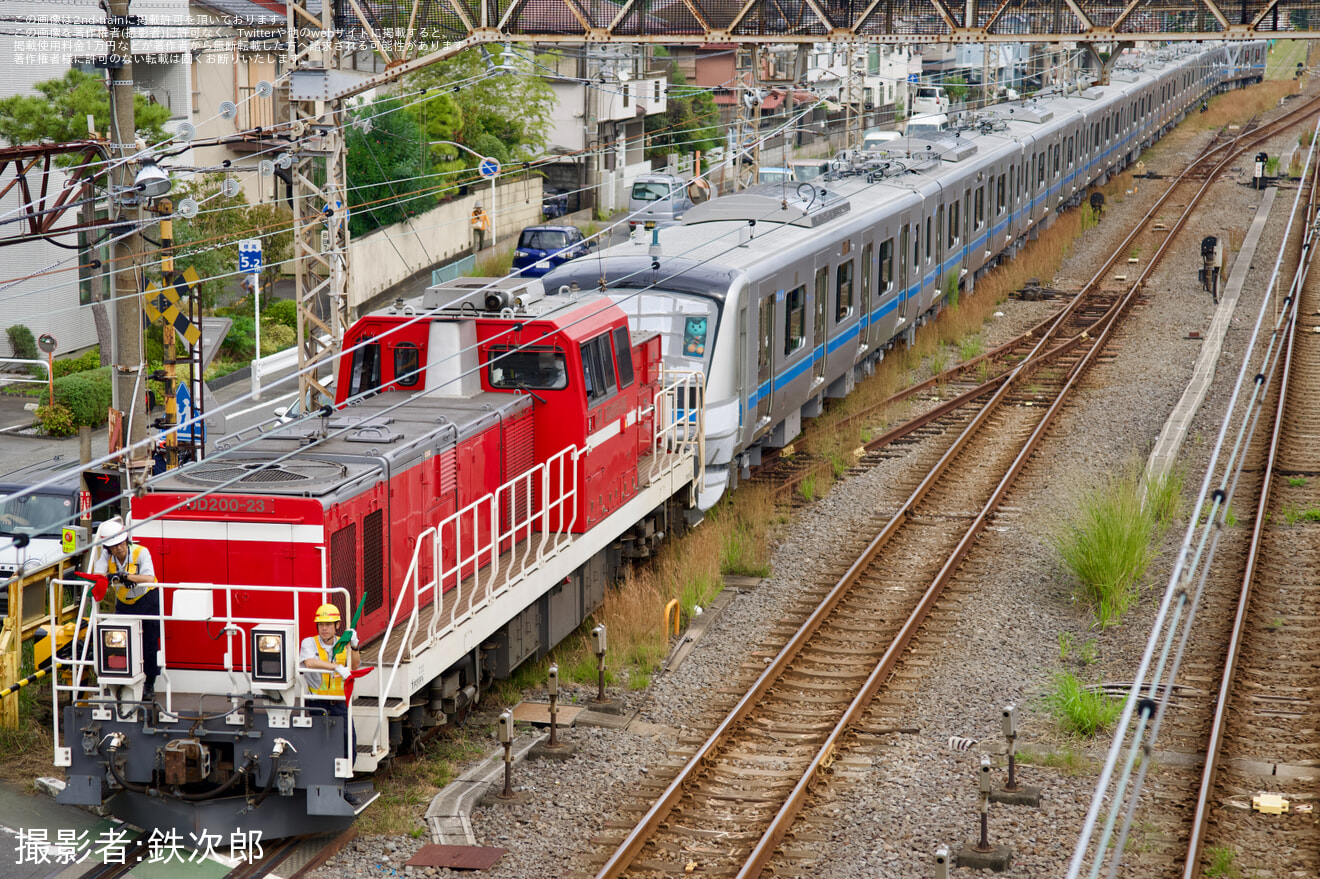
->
238, 239, 263, 360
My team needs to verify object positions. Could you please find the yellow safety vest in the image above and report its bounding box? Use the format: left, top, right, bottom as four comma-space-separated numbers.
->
109, 545, 154, 605
311, 638, 348, 697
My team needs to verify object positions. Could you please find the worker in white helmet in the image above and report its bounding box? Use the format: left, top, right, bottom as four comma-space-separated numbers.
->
91, 518, 159, 701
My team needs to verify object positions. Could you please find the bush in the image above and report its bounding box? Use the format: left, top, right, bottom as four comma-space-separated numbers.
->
1044, 671, 1122, 737
263, 298, 298, 329
6, 324, 37, 360
53, 366, 112, 427
221, 315, 255, 361
35, 403, 76, 437
52, 346, 102, 379
1054, 468, 1154, 628
260, 323, 296, 356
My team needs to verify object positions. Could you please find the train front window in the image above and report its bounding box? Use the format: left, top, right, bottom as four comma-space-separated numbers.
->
393, 342, 420, 388
487, 347, 568, 390
606, 290, 721, 369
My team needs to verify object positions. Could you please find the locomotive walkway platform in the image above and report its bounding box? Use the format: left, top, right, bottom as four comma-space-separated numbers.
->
1146, 186, 1278, 484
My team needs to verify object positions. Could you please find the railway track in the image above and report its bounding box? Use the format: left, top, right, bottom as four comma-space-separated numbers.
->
760, 98, 1320, 506
1180, 121, 1320, 878
572, 93, 1320, 879
1064, 105, 1320, 879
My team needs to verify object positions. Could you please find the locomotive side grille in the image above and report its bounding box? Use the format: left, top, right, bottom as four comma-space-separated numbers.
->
437, 450, 457, 497
503, 414, 535, 526
362, 510, 384, 616
329, 523, 357, 620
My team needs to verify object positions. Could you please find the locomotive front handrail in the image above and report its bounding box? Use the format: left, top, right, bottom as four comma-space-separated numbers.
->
48, 579, 355, 770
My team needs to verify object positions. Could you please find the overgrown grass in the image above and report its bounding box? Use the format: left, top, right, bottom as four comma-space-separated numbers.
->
1144, 467, 1185, 535
1203, 845, 1242, 879
1281, 503, 1320, 525
473, 248, 515, 277
357, 727, 489, 836
1044, 671, 1123, 738
1055, 466, 1155, 628
1016, 744, 1095, 775
1287, 476, 1308, 487
1197, 78, 1301, 129
959, 335, 983, 361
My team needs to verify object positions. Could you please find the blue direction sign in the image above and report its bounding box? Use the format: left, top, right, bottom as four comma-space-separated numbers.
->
238, 238, 263, 273
478, 157, 501, 179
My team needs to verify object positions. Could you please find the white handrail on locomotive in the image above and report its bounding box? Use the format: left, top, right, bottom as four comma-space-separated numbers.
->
368, 368, 705, 756
49, 579, 358, 774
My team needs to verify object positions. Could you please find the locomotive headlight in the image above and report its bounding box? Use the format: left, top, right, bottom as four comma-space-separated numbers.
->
250, 624, 294, 690
95, 619, 142, 682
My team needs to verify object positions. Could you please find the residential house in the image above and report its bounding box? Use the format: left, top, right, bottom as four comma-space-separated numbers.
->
0, 0, 192, 356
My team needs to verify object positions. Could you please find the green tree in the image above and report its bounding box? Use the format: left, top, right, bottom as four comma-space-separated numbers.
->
0, 69, 171, 160
407, 48, 555, 168
169, 178, 249, 311
345, 96, 434, 236
644, 63, 722, 161
943, 75, 970, 104
417, 91, 468, 197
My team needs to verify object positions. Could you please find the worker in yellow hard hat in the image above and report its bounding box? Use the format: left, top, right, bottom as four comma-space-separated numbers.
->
300, 602, 361, 791
299, 603, 360, 701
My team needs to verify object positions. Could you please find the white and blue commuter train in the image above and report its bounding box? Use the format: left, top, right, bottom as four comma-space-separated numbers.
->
544, 42, 1267, 508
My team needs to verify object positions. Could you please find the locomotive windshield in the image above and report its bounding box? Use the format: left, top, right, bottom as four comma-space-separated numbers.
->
487, 346, 569, 390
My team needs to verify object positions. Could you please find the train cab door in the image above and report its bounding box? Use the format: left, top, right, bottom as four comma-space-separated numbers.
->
812, 252, 829, 388
756, 290, 773, 429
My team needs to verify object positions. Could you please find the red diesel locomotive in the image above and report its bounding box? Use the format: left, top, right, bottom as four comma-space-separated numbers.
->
53, 277, 703, 839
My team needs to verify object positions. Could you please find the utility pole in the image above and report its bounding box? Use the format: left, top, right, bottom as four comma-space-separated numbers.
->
107, 0, 148, 466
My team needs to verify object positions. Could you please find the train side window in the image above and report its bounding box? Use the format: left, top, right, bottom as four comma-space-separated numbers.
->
1067, 136, 1074, 167
612, 326, 634, 387
879, 239, 894, 293
785, 285, 806, 355
580, 333, 617, 404
949, 201, 960, 245
348, 338, 381, 397
936, 205, 944, 251
925, 216, 932, 262
393, 342, 420, 388
1037, 153, 1045, 186
912, 224, 920, 267
997, 174, 1005, 214
835, 260, 854, 322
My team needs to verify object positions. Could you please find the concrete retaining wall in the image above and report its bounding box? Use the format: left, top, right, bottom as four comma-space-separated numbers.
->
346, 177, 544, 313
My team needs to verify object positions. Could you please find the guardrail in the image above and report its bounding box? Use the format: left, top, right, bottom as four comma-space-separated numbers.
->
0, 358, 49, 389
251, 346, 299, 399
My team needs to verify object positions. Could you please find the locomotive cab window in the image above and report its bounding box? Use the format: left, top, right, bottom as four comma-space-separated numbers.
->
613, 326, 634, 387
348, 338, 382, 397
580, 333, 618, 404
393, 342, 420, 388
488, 346, 569, 390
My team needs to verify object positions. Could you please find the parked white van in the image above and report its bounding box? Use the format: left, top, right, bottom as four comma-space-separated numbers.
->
912, 85, 950, 115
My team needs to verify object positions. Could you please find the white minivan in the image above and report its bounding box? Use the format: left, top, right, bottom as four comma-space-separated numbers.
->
912, 85, 950, 115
